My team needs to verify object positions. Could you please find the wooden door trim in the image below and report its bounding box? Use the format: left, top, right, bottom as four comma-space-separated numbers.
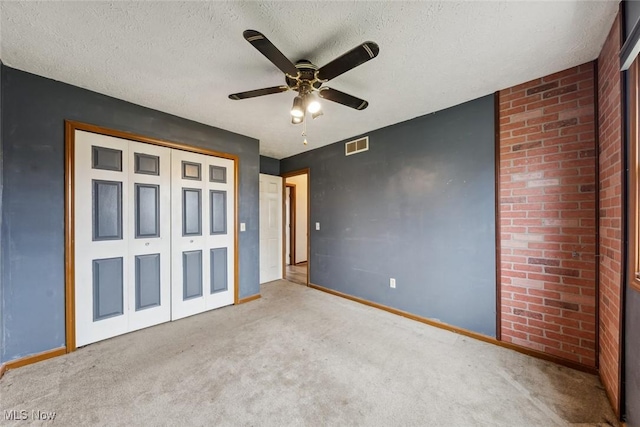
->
64, 120, 240, 352
281, 168, 310, 286
64, 122, 76, 352
285, 183, 296, 266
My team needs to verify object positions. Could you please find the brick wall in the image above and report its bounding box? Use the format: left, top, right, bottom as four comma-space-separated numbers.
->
597, 12, 623, 415
498, 64, 597, 367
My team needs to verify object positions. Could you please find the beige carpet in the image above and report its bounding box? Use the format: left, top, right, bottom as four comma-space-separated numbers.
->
0, 280, 617, 426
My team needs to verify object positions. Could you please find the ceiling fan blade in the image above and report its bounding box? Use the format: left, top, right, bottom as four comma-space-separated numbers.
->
318, 88, 369, 110
229, 86, 289, 100
243, 30, 299, 77
317, 42, 379, 81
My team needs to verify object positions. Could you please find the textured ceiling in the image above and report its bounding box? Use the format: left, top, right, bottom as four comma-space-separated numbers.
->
0, 1, 619, 159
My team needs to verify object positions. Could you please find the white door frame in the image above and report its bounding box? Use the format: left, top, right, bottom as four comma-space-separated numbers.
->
64, 120, 240, 352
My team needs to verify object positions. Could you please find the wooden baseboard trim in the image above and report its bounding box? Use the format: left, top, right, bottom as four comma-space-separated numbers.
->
238, 294, 261, 304
496, 338, 597, 375
308, 283, 598, 375
1, 347, 67, 376
0, 363, 6, 379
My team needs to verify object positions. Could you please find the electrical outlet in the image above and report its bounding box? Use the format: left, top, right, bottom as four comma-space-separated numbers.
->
390, 278, 396, 289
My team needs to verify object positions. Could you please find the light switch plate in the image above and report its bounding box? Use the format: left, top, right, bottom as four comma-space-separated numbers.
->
240, 223, 246, 232
315, 222, 320, 230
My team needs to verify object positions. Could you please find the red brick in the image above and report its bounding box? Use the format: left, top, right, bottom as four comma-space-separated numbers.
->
543, 84, 577, 99
513, 141, 542, 152
499, 61, 596, 368
544, 298, 580, 311
512, 309, 543, 320
528, 257, 560, 266
543, 118, 578, 131
527, 82, 559, 95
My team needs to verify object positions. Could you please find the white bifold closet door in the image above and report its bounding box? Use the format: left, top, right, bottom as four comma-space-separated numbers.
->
170, 150, 235, 320
75, 131, 171, 347
75, 130, 235, 347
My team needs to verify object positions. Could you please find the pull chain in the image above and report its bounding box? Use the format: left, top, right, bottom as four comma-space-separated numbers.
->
302, 114, 308, 145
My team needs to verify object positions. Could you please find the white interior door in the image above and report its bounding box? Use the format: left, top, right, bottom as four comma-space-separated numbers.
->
259, 174, 283, 283
75, 131, 171, 346
171, 150, 235, 320
127, 141, 171, 332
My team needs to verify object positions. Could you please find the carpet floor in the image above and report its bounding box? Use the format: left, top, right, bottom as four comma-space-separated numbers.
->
0, 280, 617, 426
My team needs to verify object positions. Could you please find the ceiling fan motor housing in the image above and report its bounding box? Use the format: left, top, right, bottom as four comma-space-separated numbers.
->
285, 60, 322, 90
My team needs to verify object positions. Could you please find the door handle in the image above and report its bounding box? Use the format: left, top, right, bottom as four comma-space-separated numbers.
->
145, 242, 150, 246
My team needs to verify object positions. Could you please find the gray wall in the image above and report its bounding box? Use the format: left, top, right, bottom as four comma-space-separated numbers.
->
0, 65, 260, 363
281, 95, 497, 336
259, 155, 280, 176
626, 2, 640, 424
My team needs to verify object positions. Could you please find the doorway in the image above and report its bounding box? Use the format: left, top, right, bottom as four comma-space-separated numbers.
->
285, 183, 295, 266
282, 170, 309, 285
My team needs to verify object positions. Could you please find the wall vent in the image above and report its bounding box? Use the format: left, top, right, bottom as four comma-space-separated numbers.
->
345, 137, 369, 156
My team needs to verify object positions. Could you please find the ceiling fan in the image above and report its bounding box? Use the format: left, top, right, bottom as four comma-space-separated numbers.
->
229, 30, 379, 125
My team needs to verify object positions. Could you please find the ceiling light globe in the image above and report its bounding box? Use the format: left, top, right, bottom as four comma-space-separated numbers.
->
307, 100, 321, 114
291, 96, 305, 118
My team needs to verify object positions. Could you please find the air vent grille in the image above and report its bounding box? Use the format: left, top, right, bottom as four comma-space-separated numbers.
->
345, 137, 369, 156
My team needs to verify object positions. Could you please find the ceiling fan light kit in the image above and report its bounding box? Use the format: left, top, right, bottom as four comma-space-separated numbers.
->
311, 108, 324, 120
290, 95, 305, 118
229, 29, 379, 143
306, 93, 322, 114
